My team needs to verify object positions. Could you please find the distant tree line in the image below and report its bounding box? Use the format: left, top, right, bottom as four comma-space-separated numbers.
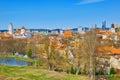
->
0, 39, 27, 54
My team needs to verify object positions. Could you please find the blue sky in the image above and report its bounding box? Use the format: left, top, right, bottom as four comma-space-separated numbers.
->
0, 0, 120, 29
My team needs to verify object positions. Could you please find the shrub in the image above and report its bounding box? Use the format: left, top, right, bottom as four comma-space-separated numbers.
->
110, 67, 115, 74
27, 49, 32, 58
70, 66, 76, 74
66, 69, 70, 74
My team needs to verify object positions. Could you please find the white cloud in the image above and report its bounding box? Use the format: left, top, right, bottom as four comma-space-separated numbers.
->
76, 0, 104, 5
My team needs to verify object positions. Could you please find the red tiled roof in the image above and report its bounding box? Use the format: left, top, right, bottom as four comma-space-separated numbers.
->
98, 46, 120, 55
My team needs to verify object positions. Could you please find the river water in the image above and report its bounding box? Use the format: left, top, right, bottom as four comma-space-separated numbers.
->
0, 58, 29, 66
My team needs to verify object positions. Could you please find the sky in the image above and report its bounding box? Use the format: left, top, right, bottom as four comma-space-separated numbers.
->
0, 0, 120, 29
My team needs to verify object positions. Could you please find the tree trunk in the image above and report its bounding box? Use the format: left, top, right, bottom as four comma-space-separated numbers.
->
76, 62, 80, 75
48, 62, 53, 70
76, 66, 80, 75
90, 55, 95, 80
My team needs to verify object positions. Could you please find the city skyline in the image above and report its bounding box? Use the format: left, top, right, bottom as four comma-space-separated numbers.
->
0, 0, 120, 29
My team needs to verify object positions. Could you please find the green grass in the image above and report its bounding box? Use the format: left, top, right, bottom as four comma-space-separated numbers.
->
0, 66, 89, 80
107, 74, 120, 80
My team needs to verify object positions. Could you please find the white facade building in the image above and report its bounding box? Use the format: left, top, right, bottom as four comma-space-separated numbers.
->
8, 23, 13, 34
109, 28, 115, 33
78, 27, 85, 34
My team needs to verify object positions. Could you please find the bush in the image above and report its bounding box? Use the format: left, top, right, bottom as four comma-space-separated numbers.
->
70, 66, 76, 74
110, 68, 115, 74
33, 60, 39, 66
98, 67, 104, 75
27, 49, 32, 58
54, 68, 63, 72
66, 69, 70, 74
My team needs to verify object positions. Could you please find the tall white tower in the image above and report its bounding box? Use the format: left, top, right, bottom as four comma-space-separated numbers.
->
8, 23, 13, 34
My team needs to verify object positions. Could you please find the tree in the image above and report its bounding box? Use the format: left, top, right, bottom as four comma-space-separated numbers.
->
83, 30, 99, 80
27, 49, 32, 58
73, 43, 87, 75
0, 39, 14, 53
44, 36, 54, 70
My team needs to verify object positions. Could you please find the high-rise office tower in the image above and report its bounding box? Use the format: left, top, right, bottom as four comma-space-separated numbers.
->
8, 23, 13, 34
102, 21, 106, 30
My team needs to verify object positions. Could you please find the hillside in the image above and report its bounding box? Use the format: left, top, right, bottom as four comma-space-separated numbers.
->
0, 66, 89, 80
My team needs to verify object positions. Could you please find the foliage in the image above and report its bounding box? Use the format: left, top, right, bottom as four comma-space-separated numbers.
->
70, 66, 76, 74
27, 49, 32, 58
0, 39, 27, 54
33, 60, 39, 66
110, 67, 115, 74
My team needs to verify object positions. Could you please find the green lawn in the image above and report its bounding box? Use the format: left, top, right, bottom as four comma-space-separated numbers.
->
107, 74, 120, 80
0, 66, 89, 80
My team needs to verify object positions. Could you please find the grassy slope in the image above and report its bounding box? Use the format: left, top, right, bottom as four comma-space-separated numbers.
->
0, 66, 89, 80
